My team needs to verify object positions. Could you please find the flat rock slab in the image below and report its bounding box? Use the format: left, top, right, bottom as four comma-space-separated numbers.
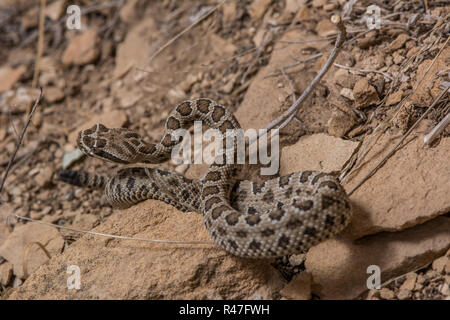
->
113, 18, 156, 79
305, 216, 450, 299
0, 65, 26, 93
62, 29, 100, 66
0, 222, 10, 248
9, 201, 284, 299
0, 222, 64, 279
280, 133, 359, 175
344, 126, 450, 238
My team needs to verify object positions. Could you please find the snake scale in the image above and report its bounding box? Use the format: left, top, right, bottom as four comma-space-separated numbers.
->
58, 98, 352, 258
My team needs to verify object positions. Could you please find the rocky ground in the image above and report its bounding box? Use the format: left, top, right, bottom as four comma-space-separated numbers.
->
0, 0, 449, 300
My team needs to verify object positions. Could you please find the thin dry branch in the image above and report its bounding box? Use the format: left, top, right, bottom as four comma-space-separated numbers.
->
22, 241, 52, 279
414, 36, 449, 90
264, 53, 323, 78
0, 89, 42, 196
248, 15, 347, 147
13, 215, 214, 246
333, 63, 393, 81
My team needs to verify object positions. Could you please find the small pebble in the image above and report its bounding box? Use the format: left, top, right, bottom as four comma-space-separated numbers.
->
379, 288, 395, 300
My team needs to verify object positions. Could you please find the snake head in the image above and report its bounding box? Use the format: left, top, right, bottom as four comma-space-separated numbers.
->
77, 124, 141, 164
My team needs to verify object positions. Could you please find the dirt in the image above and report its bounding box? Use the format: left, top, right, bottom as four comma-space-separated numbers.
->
0, 0, 449, 300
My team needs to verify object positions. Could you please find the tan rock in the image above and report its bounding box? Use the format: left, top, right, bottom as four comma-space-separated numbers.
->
234, 28, 333, 134
284, 0, 306, 14
0, 261, 13, 286
389, 33, 409, 52
280, 272, 312, 300
344, 126, 450, 238
45, 87, 65, 103
119, 0, 138, 23
0, 204, 14, 225
305, 216, 450, 299
432, 256, 447, 274
209, 33, 237, 57
68, 109, 127, 145
393, 53, 404, 65
379, 288, 395, 300
0, 222, 64, 279
186, 133, 357, 182
0, 223, 10, 248
62, 29, 100, 66
0, 0, 34, 8
352, 78, 379, 109
334, 68, 357, 89
397, 289, 411, 300
440, 283, 449, 297
280, 133, 359, 176
391, 101, 412, 132
316, 19, 337, 37
9, 201, 284, 299
357, 30, 379, 49
360, 55, 384, 70
185, 163, 209, 180
323, 3, 339, 11
0, 65, 26, 93
328, 112, 355, 137
445, 251, 450, 274
367, 288, 380, 299
116, 87, 143, 108
339, 87, 354, 100
21, 7, 38, 30
34, 167, 54, 187
222, 1, 237, 23
296, 6, 313, 21
45, 0, 65, 21
2, 88, 41, 113
400, 272, 417, 291
248, 0, 272, 22
386, 90, 403, 106
113, 19, 155, 79
0, 229, 9, 251
72, 214, 99, 230
312, 0, 327, 8
410, 47, 450, 107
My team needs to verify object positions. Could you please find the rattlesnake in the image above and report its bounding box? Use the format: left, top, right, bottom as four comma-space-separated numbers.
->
58, 98, 352, 258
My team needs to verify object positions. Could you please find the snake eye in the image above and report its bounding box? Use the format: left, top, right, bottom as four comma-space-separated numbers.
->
82, 136, 93, 147
96, 124, 108, 132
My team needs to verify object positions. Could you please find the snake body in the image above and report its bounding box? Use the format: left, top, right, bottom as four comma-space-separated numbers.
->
59, 99, 352, 258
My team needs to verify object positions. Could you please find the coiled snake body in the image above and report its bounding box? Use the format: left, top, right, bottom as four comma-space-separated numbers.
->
59, 99, 351, 258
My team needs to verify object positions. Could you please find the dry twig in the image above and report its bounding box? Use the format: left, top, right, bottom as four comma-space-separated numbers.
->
0, 89, 42, 196
248, 15, 347, 147
333, 63, 393, 81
